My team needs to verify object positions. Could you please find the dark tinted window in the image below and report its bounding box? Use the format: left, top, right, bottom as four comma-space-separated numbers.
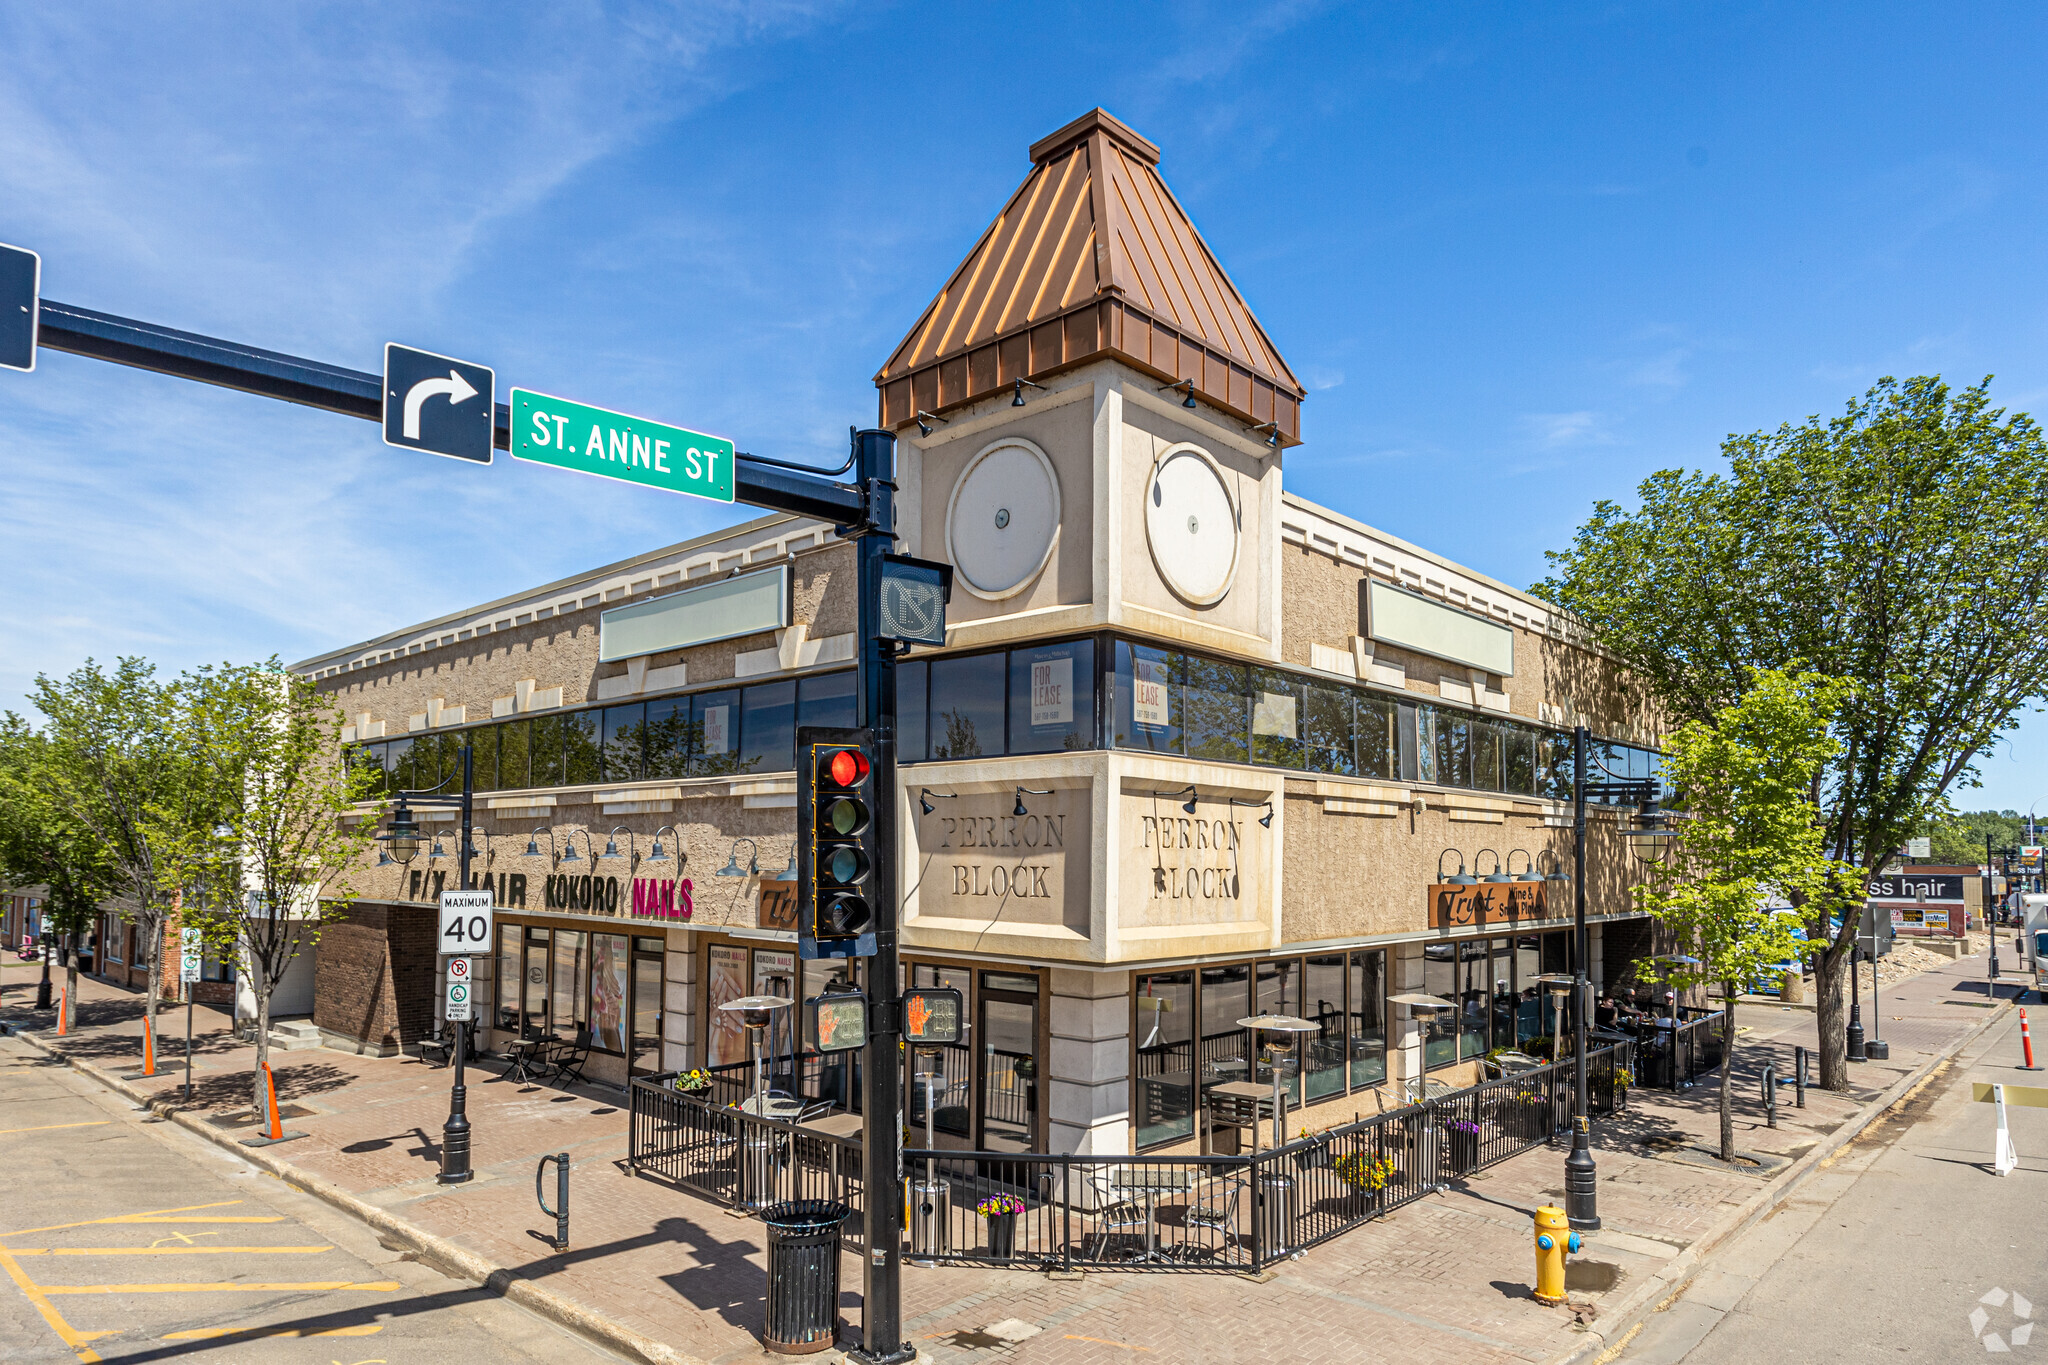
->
498, 719, 531, 791
1250, 668, 1304, 769
1113, 641, 1183, 755
1503, 725, 1535, 795
739, 680, 796, 773
1471, 720, 1502, 792
468, 726, 497, 794
602, 704, 645, 783
562, 711, 600, 785
1303, 682, 1354, 776
930, 653, 1005, 760
1183, 658, 1248, 764
644, 697, 689, 779
1009, 639, 1094, 754
691, 689, 740, 776
798, 670, 857, 732
1356, 696, 1395, 779
898, 661, 928, 762
530, 715, 565, 787
386, 736, 416, 792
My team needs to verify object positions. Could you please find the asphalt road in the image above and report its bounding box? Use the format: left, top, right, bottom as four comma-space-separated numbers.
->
1614, 991, 2048, 1363
0, 1030, 624, 1365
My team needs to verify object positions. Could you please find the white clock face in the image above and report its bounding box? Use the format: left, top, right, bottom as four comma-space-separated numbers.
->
1144, 447, 1238, 606
945, 439, 1061, 600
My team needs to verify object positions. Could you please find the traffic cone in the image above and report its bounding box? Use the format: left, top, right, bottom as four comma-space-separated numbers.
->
56, 989, 67, 1036
263, 1063, 283, 1140
2022, 1010, 2042, 1072
143, 1014, 155, 1076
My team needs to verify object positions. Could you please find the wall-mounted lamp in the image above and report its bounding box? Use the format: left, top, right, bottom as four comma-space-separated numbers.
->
648, 825, 677, 861
1148, 785, 1199, 815
1012, 376, 1045, 407
463, 827, 488, 863
1160, 378, 1198, 409
918, 788, 957, 816
1437, 849, 1476, 886
1506, 849, 1539, 882
560, 829, 595, 864
914, 410, 948, 437
1229, 797, 1275, 828
1476, 849, 1511, 884
1014, 786, 1053, 817
1536, 848, 1571, 891
1252, 422, 1283, 449
776, 845, 799, 880
716, 837, 760, 879
523, 825, 558, 865
603, 826, 636, 862
427, 833, 447, 861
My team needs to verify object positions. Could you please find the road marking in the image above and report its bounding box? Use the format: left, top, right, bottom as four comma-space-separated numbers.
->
11, 1245, 335, 1257
43, 1279, 402, 1295
0, 1245, 110, 1363
0, 1121, 109, 1136
4, 1200, 282, 1238
165, 1324, 385, 1339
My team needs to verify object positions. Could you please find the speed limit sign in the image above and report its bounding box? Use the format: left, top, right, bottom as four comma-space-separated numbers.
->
438, 889, 492, 955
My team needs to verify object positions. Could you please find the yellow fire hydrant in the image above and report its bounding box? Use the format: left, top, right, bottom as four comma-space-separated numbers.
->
1533, 1204, 1581, 1306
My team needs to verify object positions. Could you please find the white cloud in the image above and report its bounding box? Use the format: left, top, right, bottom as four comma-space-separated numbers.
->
1521, 410, 1614, 448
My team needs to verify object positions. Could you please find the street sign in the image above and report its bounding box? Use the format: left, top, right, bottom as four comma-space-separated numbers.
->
445, 976, 472, 1022
448, 956, 472, 982
1906, 836, 1931, 859
180, 927, 202, 984
438, 889, 492, 955
878, 554, 952, 645
510, 388, 734, 502
0, 242, 37, 373
383, 343, 495, 464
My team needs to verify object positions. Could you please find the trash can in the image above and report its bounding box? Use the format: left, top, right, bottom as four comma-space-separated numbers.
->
761, 1200, 849, 1355
907, 1176, 951, 1259
1255, 1171, 1296, 1259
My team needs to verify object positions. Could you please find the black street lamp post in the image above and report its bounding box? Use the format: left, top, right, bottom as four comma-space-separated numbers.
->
1566, 728, 1599, 1230
377, 743, 476, 1184
35, 920, 52, 1010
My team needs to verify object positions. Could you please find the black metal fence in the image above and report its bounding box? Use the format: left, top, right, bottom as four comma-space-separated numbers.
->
628, 1043, 1633, 1275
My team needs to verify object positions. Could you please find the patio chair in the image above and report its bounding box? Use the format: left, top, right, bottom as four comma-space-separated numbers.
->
794, 1098, 834, 1124
549, 1031, 593, 1086
1084, 1168, 1150, 1262
1185, 1172, 1244, 1251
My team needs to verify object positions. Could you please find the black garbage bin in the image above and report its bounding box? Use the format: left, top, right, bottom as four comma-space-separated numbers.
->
760, 1199, 849, 1355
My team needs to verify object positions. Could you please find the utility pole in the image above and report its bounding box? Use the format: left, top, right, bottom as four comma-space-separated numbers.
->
441, 743, 475, 1184
1987, 833, 2002, 1001
847, 428, 912, 1365
1565, 726, 1599, 1231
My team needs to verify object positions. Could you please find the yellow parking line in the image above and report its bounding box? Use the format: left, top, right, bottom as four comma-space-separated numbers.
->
0, 1121, 109, 1136
43, 1279, 402, 1295
4, 1201, 281, 1238
0, 1245, 109, 1363
10, 1246, 334, 1256
165, 1324, 384, 1339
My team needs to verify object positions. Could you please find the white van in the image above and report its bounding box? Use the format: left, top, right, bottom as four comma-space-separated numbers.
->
2012, 893, 2048, 1001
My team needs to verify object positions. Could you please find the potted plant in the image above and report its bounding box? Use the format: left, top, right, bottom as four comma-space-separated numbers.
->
977, 1193, 1026, 1259
1501, 1086, 1551, 1140
672, 1067, 711, 1097
1444, 1118, 1483, 1174
1331, 1151, 1398, 1216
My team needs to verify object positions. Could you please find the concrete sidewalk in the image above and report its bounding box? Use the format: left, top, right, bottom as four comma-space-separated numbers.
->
0, 953, 2016, 1365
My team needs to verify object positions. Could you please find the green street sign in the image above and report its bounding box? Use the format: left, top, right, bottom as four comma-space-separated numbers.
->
510, 388, 735, 503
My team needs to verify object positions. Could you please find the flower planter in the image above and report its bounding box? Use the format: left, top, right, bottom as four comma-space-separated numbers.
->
1445, 1128, 1481, 1175
985, 1212, 1017, 1260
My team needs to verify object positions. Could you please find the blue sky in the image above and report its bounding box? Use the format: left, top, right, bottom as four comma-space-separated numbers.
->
4, 2, 2048, 811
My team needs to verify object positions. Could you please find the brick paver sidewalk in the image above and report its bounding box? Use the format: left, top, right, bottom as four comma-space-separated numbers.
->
1, 950, 2009, 1365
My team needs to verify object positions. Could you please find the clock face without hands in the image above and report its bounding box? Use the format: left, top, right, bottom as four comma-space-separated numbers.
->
946, 440, 1061, 599
1144, 448, 1238, 606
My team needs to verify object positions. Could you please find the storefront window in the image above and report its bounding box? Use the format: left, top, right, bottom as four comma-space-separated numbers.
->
602, 704, 645, 784
1134, 969, 1196, 1150
930, 652, 1005, 759
1254, 957, 1300, 1099
691, 689, 740, 776
522, 926, 550, 1036
1302, 955, 1347, 1100
496, 924, 519, 1032
1199, 962, 1252, 1084
1421, 944, 1457, 1069
1457, 941, 1489, 1059
1008, 639, 1095, 754
499, 719, 531, 791
799, 670, 857, 732
563, 712, 600, 785
704, 943, 749, 1066
551, 930, 587, 1040
1184, 659, 1250, 764
898, 661, 929, 761
1303, 683, 1354, 776
644, 697, 689, 779
1347, 950, 1386, 1088
631, 936, 663, 1075
530, 715, 565, 787
738, 680, 795, 774
1113, 641, 1184, 755
588, 933, 629, 1054
1250, 669, 1304, 770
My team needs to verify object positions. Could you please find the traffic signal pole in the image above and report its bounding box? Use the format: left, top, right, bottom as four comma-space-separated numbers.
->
847, 428, 912, 1365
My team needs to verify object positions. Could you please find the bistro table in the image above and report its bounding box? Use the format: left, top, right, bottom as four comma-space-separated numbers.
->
799, 1110, 863, 1139
502, 1036, 550, 1085
1208, 1080, 1278, 1151
740, 1094, 807, 1121
1109, 1167, 1197, 1263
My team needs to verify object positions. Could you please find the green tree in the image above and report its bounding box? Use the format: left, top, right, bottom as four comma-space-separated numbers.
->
1538, 376, 2048, 1089
168, 662, 377, 1115
0, 717, 118, 1030
1917, 809, 2024, 866
1636, 671, 1850, 1160
30, 659, 203, 1062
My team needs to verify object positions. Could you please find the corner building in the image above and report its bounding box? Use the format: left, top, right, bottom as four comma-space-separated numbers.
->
296, 110, 1667, 1160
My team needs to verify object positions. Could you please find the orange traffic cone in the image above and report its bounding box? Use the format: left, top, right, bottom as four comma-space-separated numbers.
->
263, 1063, 283, 1140
56, 989, 67, 1036
143, 1014, 155, 1076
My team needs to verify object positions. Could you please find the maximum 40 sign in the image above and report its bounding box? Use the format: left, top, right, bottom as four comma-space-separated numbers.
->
438, 889, 492, 955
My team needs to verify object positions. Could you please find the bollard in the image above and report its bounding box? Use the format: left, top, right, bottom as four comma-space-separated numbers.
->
1793, 1046, 1808, 1106
2021, 1010, 2042, 1072
1761, 1062, 1778, 1128
535, 1152, 569, 1252
1532, 1204, 1580, 1306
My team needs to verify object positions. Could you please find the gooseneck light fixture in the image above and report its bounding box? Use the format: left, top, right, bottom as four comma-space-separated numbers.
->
1229, 796, 1275, 828
648, 825, 677, 861
1013, 786, 1053, 817
717, 837, 761, 879
1507, 849, 1539, 882
918, 788, 956, 816
1012, 376, 1045, 406
1148, 785, 1200, 815
603, 826, 636, 862
523, 825, 558, 865
1476, 849, 1511, 884
1159, 378, 1198, 409
1437, 849, 1476, 887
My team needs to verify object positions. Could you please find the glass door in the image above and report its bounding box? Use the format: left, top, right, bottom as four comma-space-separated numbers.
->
630, 936, 664, 1076
521, 927, 550, 1038
977, 972, 1041, 1153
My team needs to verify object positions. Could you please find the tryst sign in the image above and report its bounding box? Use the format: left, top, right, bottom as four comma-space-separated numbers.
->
1428, 881, 1554, 930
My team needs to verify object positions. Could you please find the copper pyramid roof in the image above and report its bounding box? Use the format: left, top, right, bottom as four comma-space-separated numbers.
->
875, 109, 1303, 445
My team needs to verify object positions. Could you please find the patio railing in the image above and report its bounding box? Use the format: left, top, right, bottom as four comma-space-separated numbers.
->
628, 1042, 1632, 1275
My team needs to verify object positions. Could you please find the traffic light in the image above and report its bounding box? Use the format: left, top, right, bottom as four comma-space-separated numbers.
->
798, 725, 877, 959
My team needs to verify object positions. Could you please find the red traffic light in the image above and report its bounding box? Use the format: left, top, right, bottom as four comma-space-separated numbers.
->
827, 748, 869, 788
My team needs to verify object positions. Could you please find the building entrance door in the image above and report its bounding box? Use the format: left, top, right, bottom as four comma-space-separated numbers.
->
522, 927, 550, 1037
977, 971, 1041, 1153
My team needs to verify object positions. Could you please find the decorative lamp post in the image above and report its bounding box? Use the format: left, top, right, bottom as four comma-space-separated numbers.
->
1387, 993, 1456, 1191
34, 909, 52, 1011
1238, 1013, 1319, 1146
720, 994, 795, 1211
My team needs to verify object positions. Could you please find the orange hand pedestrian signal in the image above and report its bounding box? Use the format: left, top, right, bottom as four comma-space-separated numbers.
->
907, 993, 931, 1038
902, 987, 963, 1045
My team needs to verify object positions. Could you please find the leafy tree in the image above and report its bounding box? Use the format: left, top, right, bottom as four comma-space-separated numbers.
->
168, 662, 377, 1115
0, 717, 118, 1030
1538, 376, 2048, 1089
29, 659, 201, 1060
1918, 809, 2025, 866
1636, 670, 1851, 1160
